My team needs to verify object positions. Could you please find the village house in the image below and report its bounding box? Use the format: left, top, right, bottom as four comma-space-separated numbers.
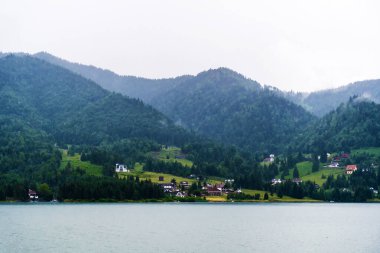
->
28, 189, 38, 201
159, 183, 176, 193
327, 162, 340, 168
215, 183, 225, 192
176, 191, 186, 198
271, 178, 282, 185
179, 181, 190, 189
115, 164, 129, 173
263, 154, 275, 163
158, 176, 164, 181
207, 186, 222, 196
292, 178, 303, 184
345, 165, 358, 175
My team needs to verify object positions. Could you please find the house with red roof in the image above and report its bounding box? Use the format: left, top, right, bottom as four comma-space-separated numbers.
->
345, 165, 357, 175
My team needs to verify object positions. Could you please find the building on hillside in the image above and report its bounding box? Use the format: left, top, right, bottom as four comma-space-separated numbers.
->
271, 179, 282, 185
207, 186, 222, 196
179, 181, 190, 189
215, 183, 225, 191
158, 176, 164, 181
345, 165, 358, 175
115, 164, 129, 173
292, 178, 303, 184
28, 189, 38, 201
263, 154, 275, 163
327, 162, 340, 168
159, 183, 176, 193
176, 191, 186, 198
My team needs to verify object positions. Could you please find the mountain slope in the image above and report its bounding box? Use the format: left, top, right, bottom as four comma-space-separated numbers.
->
0, 55, 189, 147
33, 52, 192, 103
286, 80, 380, 117
294, 99, 380, 152
151, 68, 316, 153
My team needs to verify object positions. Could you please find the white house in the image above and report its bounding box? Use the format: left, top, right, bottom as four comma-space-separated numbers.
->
271, 178, 282, 185
115, 164, 129, 173
28, 189, 38, 200
327, 162, 340, 168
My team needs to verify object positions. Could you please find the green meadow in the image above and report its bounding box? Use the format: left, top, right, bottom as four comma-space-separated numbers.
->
60, 150, 103, 176
149, 146, 193, 167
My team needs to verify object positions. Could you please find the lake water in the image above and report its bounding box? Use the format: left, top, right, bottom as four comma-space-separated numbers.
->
0, 203, 379, 253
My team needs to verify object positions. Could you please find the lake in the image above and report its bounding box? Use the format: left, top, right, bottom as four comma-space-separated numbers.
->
0, 203, 379, 253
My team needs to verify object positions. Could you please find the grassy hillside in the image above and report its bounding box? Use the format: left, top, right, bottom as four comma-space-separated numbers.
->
60, 150, 103, 176
240, 189, 318, 202
302, 168, 345, 186
118, 163, 220, 185
352, 147, 380, 157
149, 146, 193, 167
281, 161, 345, 186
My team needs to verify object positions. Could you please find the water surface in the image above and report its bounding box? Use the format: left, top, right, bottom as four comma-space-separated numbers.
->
0, 203, 379, 253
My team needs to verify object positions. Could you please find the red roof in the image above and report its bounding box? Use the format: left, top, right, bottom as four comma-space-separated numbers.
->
346, 165, 357, 171
207, 187, 221, 192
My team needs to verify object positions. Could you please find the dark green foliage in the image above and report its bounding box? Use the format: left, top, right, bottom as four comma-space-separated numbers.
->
296, 100, 380, 152
58, 174, 164, 200
0, 55, 191, 147
293, 167, 300, 178
143, 158, 191, 177
312, 154, 319, 172
151, 69, 315, 153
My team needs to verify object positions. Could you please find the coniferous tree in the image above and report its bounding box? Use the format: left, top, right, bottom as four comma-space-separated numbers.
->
312, 154, 320, 172
293, 166, 300, 178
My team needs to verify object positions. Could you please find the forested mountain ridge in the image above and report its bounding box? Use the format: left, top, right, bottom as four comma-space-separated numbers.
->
293, 99, 380, 152
0, 55, 191, 147
32, 52, 317, 153
285, 79, 380, 117
33, 52, 192, 103
151, 68, 316, 153
33, 52, 380, 118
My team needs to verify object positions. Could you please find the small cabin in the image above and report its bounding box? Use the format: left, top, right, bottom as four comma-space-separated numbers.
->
158, 176, 164, 181
115, 164, 129, 173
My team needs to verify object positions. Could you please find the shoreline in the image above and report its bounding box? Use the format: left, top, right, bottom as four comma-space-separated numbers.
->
3, 198, 380, 204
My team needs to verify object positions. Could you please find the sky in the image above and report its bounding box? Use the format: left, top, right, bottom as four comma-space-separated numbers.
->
1, 0, 379, 92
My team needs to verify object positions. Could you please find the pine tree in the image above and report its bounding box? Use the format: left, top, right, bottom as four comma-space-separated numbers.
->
312, 154, 320, 172
293, 166, 300, 178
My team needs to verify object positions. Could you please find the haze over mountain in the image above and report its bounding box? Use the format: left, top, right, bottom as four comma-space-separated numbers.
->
286, 80, 380, 117
150, 68, 315, 153
34, 52, 380, 119
34, 52, 192, 104
34, 52, 316, 153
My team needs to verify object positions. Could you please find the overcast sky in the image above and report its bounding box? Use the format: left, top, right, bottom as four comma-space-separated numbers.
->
1, 0, 379, 92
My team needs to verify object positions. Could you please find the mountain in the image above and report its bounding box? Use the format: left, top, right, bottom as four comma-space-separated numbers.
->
294, 99, 380, 152
33, 52, 192, 103
0, 55, 190, 154
150, 68, 316, 153
33, 52, 316, 153
33, 52, 380, 119
286, 80, 380, 117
